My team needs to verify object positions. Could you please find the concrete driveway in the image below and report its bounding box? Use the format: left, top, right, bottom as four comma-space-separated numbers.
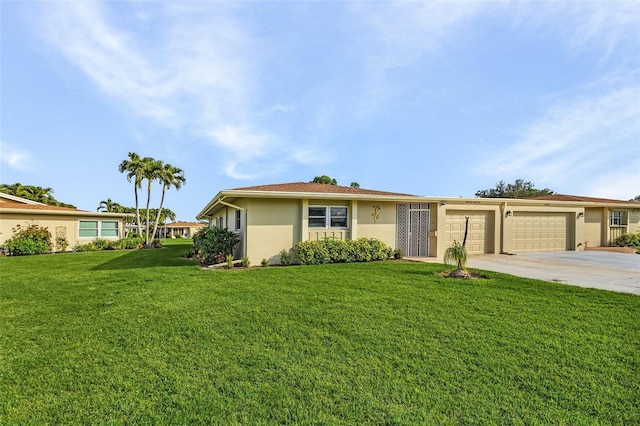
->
466, 251, 640, 295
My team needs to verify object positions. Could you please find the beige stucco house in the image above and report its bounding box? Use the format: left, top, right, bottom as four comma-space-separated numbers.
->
196, 183, 640, 264
163, 221, 206, 238
0, 193, 127, 251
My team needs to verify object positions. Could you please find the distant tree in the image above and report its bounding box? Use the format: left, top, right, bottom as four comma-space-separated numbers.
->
97, 198, 124, 213
475, 179, 555, 199
1, 183, 76, 208
311, 175, 338, 185
350, 182, 360, 188
150, 163, 185, 242
119, 153, 145, 238
631, 195, 640, 202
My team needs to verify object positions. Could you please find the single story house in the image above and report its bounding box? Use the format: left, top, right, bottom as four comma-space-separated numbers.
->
163, 221, 206, 238
0, 192, 127, 251
196, 182, 640, 264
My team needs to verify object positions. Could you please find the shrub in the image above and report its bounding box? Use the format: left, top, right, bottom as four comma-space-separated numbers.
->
226, 254, 234, 269
614, 232, 640, 248
393, 248, 404, 259
279, 249, 292, 266
55, 236, 69, 253
73, 243, 97, 252
3, 224, 52, 256
241, 256, 250, 268
92, 239, 113, 250
192, 227, 239, 265
113, 237, 143, 250
261, 258, 268, 267
294, 238, 393, 265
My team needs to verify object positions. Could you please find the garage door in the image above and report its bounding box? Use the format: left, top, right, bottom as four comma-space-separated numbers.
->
511, 213, 570, 252
444, 211, 494, 254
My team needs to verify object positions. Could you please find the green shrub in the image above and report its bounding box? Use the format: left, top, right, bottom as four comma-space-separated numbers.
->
192, 227, 239, 265
72, 243, 97, 253
279, 249, 292, 266
614, 232, 640, 248
92, 239, 113, 250
294, 238, 393, 265
55, 236, 69, 253
241, 256, 250, 268
3, 224, 52, 256
113, 237, 143, 250
393, 248, 404, 259
261, 258, 268, 267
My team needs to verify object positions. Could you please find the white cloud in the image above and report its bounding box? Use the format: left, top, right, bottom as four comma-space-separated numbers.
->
39, 1, 306, 179
475, 78, 640, 194
0, 141, 32, 171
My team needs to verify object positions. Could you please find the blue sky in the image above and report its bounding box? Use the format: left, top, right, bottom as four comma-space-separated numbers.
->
1, 1, 639, 221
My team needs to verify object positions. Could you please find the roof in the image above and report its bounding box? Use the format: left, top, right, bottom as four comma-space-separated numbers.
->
230, 182, 413, 197
0, 201, 80, 212
165, 221, 206, 228
527, 194, 640, 205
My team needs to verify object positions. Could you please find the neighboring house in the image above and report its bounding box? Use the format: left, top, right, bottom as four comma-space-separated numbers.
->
163, 221, 206, 238
196, 182, 640, 264
0, 192, 127, 251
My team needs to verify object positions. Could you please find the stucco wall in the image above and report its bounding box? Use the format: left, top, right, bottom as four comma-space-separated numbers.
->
355, 201, 397, 248
584, 207, 604, 248
245, 198, 301, 264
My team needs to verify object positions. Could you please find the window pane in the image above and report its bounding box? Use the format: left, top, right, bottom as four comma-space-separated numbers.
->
330, 217, 347, 227
101, 229, 119, 237
79, 221, 98, 229
330, 207, 347, 217
101, 221, 118, 229
309, 207, 326, 217
309, 217, 326, 227
79, 229, 98, 237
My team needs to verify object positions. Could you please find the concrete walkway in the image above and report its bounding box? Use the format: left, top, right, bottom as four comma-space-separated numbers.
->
465, 251, 640, 295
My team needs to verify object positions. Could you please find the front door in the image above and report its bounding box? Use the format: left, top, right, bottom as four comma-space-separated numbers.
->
397, 203, 430, 257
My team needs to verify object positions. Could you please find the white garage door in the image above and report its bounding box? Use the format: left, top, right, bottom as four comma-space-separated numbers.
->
444, 211, 494, 254
512, 212, 570, 252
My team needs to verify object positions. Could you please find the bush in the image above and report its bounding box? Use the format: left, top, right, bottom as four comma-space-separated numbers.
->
192, 227, 239, 265
261, 258, 268, 267
280, 249, 292, 266
113, 237, 143, 250
294, 238, 393, 265
241, 256, 250, 268
614, 232, 640, 248
3, 224, 52, 256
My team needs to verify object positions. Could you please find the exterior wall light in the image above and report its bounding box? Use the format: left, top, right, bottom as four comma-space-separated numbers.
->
505, 210, 512, 217
440, 201, 447, 206
577, 212, 584, 219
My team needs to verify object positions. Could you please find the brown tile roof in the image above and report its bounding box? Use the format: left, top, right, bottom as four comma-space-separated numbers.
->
230, 182, 414, 197
165, 221, 206, 227
527, 194, 640, 205
0, 201, 82, 212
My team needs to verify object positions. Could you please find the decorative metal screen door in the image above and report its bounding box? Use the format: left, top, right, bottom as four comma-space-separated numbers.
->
396, 203, 429, 257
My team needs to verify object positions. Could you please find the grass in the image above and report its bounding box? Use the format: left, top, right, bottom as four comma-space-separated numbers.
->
1, 240, 639, 424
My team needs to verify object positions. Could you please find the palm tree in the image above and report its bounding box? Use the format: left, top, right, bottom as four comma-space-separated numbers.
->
157, 208, 176, 239
141, 157, 164, 246
443, 241, 470, 278
150, 163, 185, 241
119, 153, 145, 238
96, 198, 124, 213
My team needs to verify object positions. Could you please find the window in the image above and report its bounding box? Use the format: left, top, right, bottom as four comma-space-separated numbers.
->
235, 210, 241, 230
308, 206, 348, 228
610, 211, 627, 227
79, 220, 119, 238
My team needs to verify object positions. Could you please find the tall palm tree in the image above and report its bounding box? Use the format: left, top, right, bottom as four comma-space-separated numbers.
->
119, 153, 145, 238
151, 163, 185, 241
141, 157, 164, 246
156, 208, 176, 239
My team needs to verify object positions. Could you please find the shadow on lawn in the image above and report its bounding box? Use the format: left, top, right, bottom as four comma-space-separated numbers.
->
91, 247, 195, 270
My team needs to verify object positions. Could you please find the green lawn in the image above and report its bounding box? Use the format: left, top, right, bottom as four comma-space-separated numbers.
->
1, 240, 638, 424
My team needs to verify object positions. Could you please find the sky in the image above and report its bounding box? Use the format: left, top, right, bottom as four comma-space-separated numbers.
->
1, 1, 639, 221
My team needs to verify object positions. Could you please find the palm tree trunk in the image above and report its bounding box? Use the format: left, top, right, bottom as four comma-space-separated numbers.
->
145, 182, 152, 246
151, 186, 167, 244
134, 186, 143, 238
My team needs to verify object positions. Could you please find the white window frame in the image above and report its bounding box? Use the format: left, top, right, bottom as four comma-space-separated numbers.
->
79, 220, 120, 238
609, 211, 627, 227
308, 206, 349, 229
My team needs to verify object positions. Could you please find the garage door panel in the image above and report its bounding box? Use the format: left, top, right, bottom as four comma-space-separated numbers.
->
444, 210, 494, 254
512, 213, 570, 252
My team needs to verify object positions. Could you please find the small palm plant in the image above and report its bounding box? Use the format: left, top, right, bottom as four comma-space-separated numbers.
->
444, 240, 470, 278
